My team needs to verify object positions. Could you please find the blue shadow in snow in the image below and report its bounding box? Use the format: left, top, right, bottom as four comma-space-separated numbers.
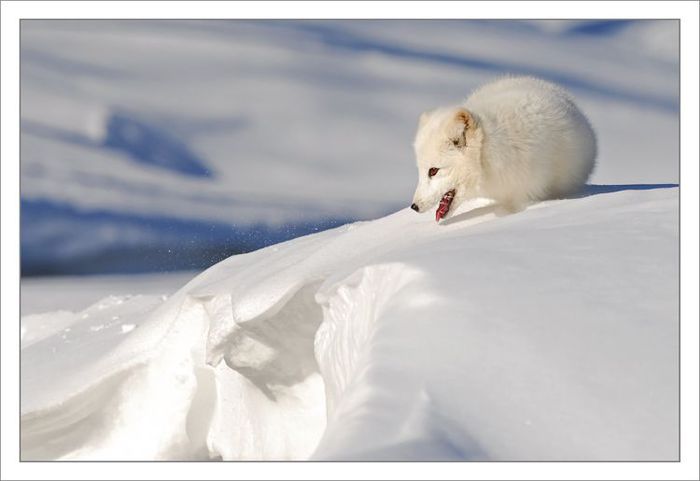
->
103, 113, 212, 177
566, 20, 634, 36
581, 183, 678, 196
20, 198, 355, 276
22, 112, 214, 179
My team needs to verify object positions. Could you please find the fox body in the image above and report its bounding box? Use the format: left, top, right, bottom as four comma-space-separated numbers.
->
411, 76, 597, 221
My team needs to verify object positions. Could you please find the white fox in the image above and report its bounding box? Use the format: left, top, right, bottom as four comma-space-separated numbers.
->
411, 76, 597, 221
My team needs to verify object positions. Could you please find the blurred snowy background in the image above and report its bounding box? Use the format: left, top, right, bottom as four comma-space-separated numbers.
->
20, 20, 679, 276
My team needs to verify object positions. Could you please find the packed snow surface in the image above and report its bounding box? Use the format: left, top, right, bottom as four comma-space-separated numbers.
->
21, 186, 679, 461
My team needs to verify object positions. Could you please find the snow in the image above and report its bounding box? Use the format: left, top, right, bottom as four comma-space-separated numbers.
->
20, 185, 679, 460
21, 271, 194, 315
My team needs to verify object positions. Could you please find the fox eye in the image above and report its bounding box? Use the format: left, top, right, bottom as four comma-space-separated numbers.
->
428, 167, 439, 177
451, 139, 459, 146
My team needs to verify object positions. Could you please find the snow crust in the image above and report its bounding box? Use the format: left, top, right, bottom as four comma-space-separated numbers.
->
21, 187, 679, 461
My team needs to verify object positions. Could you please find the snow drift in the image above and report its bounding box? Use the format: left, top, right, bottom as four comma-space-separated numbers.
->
20, 186, 679, 461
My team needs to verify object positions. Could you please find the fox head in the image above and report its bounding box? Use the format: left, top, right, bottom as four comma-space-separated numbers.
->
410, 107, 484, 222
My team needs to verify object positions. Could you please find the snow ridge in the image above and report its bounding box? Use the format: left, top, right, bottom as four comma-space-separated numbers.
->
315, 263, 423, 417
20, 188, 679, 460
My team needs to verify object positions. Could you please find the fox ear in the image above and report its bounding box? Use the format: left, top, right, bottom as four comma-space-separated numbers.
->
418, 110, 433, 129
455, 109, 475, 130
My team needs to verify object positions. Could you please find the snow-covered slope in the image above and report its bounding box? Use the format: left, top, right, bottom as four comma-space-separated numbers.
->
21, 185, 679, 461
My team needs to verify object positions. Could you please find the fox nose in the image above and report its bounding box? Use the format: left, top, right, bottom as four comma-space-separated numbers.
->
410, 203, 419, 212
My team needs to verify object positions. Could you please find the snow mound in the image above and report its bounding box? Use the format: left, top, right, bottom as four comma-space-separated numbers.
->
20, 186, 679, 461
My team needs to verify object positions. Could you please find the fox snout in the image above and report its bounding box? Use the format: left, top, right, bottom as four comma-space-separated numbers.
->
410, 191, 434, 213
410, 197, 429, 212
410, 188, 430, 213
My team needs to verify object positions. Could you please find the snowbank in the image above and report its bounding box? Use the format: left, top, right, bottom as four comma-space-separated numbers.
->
20, 186, 679, 460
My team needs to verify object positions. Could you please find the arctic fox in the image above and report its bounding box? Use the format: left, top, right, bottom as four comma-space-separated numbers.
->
410, 76, 596, 222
